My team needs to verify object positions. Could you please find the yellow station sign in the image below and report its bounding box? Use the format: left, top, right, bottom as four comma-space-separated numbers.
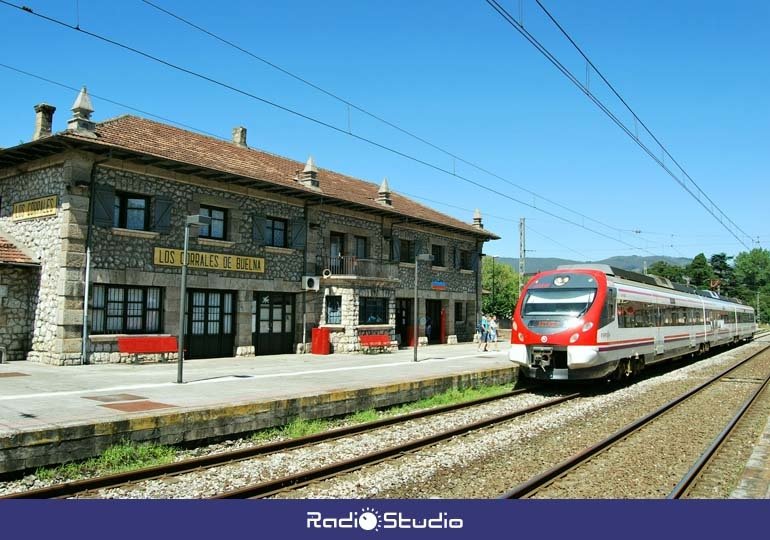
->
12, 195, 58, 221
154, 247, 265, 273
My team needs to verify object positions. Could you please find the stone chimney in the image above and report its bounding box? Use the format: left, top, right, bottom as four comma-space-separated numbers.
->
232, 126, 247, 147
472, 208, 484, 229
377, 177, 392, 206
32, 103, 56, 140
300, 156, 319, 188
67, 86, 96, 137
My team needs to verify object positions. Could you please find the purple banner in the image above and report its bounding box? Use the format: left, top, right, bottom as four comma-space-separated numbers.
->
0, 500, 765, 539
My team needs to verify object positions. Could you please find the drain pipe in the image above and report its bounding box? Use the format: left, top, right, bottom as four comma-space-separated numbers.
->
80, 155, 111, 365
0, 346, 6, 364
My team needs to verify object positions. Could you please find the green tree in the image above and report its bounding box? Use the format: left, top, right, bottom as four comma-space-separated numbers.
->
733, 248, 770, 323
686, 253, 714, 289
647, 260, 685, 283
709, 253, 735, 296
481, 258, 519, 319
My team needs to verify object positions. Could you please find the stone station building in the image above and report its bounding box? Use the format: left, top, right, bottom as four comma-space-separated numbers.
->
0, 89, 498, 365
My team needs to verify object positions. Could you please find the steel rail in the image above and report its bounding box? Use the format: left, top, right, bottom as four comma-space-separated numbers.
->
499, 342, 770, 499
213, 393, 581, 499
2, 386, 533, 499
668, 370, 770, 498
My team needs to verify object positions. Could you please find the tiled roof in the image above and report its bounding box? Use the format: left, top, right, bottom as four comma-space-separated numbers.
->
0, 235, 38, 267
63, 116, 498, 239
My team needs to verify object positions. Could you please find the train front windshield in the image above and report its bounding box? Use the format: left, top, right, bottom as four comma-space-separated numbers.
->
522, 288, 597, 317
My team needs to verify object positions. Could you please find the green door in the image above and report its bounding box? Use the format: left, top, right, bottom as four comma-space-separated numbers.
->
253, 292, 295, 355
186, 289, 235, 359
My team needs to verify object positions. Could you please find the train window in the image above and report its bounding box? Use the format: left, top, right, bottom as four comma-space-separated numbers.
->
522, 288, 596, 317
599, 288, 616, 327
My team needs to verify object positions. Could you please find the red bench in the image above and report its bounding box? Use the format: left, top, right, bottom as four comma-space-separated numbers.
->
117, 336, 178, 354
359, 334, 391, 352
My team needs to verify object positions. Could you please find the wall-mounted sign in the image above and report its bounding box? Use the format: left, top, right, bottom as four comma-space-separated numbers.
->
431, 280, 447, 291
12, 195, 58, 221
154, 247, 265, 273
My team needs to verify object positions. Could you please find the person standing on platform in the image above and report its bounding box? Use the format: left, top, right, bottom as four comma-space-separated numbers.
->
477, 314, 490, 351
489, 314, 499, 351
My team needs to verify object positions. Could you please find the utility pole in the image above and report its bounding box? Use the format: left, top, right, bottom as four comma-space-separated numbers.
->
758, 290, 761, 325
492, 256, 496, 312
519, 218, 526, 299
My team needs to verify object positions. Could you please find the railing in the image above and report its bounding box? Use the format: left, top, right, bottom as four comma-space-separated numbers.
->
316, 255, 399, 279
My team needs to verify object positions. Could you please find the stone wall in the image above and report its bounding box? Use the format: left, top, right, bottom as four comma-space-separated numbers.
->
87, 166, 308, 359
0, 163, 71, 364
0, 157, 487, 364
0, 266, 38, 361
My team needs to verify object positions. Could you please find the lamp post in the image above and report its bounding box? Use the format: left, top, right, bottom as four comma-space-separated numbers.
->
413, 253, 434, 362
491, 256, 498, 315
177, 214, 211, 384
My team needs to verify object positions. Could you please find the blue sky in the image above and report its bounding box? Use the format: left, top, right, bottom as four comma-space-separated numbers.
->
1, 0, 767, 261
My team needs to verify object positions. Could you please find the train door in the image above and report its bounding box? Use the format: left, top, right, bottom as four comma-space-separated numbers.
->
653, 304, 664, 356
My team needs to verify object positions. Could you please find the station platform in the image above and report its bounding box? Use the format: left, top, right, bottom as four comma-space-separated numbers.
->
0, 342, 515, 476
2, 340, 769, 499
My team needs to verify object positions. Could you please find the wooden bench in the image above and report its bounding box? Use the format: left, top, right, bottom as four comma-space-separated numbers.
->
359, 334, 392, 353
117, 336, 178, 360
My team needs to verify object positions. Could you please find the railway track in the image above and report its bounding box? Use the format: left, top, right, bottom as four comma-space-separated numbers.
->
213, 392, 579, 499
669, 368, 770, 498
499, 341, 770, 499
2, 386, 577, 499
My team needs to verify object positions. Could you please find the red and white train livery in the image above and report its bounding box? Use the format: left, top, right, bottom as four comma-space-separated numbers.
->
509, 264, 756, 381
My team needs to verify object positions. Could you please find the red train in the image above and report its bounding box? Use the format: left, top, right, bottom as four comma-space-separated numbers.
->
509, 264, 756, 381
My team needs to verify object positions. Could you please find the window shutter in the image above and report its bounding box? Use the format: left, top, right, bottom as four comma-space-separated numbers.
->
453, 247, 459, 269
471, 251, 480, 272
391, 235, 401, 262
291, 218, 306, 249
92, 184, 114, 227
153, 195, 173, 233
252, 215, 266, 245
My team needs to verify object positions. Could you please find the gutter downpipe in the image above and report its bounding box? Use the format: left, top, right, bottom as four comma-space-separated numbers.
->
302, 202, 308, 353
80, 154, 111, 365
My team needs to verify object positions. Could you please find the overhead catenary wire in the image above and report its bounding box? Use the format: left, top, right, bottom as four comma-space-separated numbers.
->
0, 55, 674, 262
8, 61, 737, 261
1, 66, 747, 261
485, 0, 753, 250
400, 190, 589, 259
532, 0, 754, 247
0, 0, 655, 254
0, 63, 222, 140
139, 0, 653, 245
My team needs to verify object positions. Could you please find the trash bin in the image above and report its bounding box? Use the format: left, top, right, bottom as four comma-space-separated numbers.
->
311, 327, 331, 355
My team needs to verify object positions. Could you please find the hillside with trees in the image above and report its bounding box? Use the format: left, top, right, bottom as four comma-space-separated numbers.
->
485, 249, 769, 323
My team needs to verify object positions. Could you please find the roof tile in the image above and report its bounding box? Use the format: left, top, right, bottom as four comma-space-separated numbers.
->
0, 235, 38, 266
64, 116, 497, 239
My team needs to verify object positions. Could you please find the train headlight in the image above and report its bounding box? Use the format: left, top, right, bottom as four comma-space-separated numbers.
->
569, 333, 580, 343
518, 333, 525, 342
582, 322, 594, 332
513, 321, 518, 331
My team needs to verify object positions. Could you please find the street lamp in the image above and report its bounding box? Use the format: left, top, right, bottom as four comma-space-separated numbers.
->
177, 214, 211, 384
491, 256, 498, 314
413, 253, 434, 362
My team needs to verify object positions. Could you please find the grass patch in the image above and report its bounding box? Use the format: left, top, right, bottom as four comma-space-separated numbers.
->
35, 440, 175, 482
248, 383, 513, 443
33, 384, 513, 481
382, 384, 510, 417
